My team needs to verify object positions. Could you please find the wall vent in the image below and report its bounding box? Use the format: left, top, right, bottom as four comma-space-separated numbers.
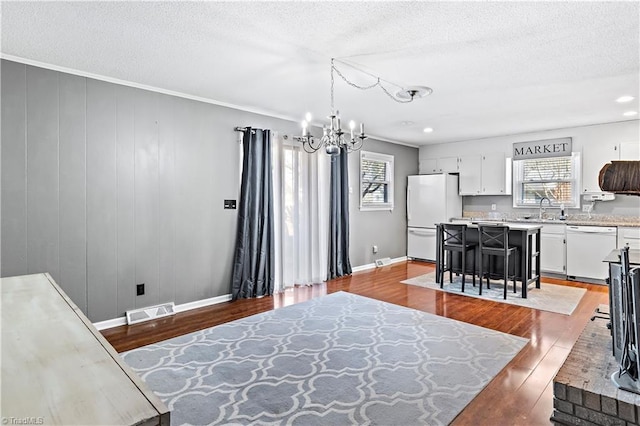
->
126, 302, 176, 325
375, 257, 392, 267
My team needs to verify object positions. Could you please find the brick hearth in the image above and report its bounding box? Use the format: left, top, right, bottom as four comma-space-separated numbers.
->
553, 306, 640, 425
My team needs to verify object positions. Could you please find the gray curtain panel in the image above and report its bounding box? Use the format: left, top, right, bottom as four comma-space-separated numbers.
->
327, 147, 352, 279
231, 128, 275, 300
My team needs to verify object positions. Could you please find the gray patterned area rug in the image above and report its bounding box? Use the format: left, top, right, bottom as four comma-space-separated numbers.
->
122, 291, 527, 426
402, 272, 586, 315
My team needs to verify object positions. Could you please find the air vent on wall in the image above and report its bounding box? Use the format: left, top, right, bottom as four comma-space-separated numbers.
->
126, 302, 176, 325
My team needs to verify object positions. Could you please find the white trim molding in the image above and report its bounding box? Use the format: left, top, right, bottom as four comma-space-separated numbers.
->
92, 293, 233, 331
352, 256, 407, 272
0, 54, 416, 149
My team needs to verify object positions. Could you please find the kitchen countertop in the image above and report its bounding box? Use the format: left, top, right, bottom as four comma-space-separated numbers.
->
456, 215, 640, 228
445, 220, 543, 231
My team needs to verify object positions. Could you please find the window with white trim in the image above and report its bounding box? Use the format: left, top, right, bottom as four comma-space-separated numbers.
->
513, 153, 581, 207
360, 151, 394, 211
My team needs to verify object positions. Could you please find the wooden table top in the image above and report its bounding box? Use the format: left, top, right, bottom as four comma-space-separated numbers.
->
1, 273, 169, 425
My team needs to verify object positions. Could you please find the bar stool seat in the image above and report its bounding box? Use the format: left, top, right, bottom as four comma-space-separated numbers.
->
478, 224, 519, 299
438, 223, 477, 292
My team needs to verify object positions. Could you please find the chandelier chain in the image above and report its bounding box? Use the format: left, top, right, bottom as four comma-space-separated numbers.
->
294, 57, 430, 155
331, 59, 412, 104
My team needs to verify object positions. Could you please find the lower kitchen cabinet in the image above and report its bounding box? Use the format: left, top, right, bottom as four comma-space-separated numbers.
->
618, 227, 640, 249
540, 224, 566, 274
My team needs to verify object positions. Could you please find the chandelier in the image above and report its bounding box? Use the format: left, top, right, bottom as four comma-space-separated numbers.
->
294, 58, 432, 156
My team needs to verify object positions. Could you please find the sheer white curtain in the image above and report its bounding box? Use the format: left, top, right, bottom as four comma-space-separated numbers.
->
272, 132, 329, 292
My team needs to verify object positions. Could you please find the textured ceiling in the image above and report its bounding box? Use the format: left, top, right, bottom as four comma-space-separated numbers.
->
1, 1, 639, 145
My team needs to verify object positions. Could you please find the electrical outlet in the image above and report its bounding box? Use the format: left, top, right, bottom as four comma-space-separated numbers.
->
491, 204, 497, 211
136, 283, 145, 296
372, 245, 378, 254
582, 204, 592, 213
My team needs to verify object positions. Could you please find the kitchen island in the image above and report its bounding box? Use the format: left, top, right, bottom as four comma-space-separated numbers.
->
436, 221, 542, 298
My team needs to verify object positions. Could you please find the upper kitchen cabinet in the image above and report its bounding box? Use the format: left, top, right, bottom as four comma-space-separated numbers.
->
459, 153, 511, 195
419, 156, 459, 174
620, 142, 640, 160
582, 141, 639, 192
458, 155, 481, 194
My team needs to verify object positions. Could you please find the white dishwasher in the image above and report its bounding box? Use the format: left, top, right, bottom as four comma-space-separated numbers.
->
566, 225, 617, 282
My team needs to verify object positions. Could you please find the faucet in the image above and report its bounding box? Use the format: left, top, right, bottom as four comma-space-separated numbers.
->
539, 197, 551, 220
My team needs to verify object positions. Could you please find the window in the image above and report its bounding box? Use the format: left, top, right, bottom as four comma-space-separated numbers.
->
513, 153, 581, 207
360, 151, 394, 211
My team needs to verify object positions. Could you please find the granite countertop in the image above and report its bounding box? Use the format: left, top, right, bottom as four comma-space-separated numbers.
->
446, 220, 543, 231
459, 213, 640, 228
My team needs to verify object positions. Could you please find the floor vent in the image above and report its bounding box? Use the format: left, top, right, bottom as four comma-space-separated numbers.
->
126, 302, 176, 325
375, 257, 392, 267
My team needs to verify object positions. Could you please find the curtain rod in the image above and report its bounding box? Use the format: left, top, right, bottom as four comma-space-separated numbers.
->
234, 126, 255, 134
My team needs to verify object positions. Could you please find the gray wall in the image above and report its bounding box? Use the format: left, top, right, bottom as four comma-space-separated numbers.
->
348, 139, 418, 266
1, 59, 418, 321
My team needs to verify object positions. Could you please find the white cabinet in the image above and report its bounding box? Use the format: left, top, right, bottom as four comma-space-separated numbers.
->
482, 153, 511, 195
540, 224, 566, 274
459, 153, 511, 195
620, 142, 640, 160
438, 157, 459, 173
458, 155, 482, 195
582, 141, 639, 193
419, 157, 459, 174
419, 158, 438, 174
618, 227, 640, 249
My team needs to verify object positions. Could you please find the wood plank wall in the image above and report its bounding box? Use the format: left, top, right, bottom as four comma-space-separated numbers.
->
0, 60, 244, 321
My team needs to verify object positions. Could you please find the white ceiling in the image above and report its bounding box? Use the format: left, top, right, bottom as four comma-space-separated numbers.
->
1, 1, 639, 146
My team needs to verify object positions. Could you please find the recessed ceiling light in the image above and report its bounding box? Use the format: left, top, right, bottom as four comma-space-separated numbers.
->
423, 127, 434, 133
623, 111, 638, 116
401, 121, 414, 126
616, 96, 635, 103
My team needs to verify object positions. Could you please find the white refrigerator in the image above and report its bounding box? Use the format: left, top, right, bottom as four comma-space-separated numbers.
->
407, 174, 462, 261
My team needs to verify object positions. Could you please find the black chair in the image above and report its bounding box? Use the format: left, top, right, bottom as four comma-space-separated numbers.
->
438, 223, 477, 292
478, 225, 519, 299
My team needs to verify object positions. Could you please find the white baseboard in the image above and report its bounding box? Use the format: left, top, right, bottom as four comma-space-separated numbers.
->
93, 257, 408, 330
352, 256, 407, 273
93, 316, 128, 331
93, 293, 233, 331
174, 294, 232, 313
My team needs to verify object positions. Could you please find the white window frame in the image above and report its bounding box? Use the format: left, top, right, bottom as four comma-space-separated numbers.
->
512, 152, 581, 208
360, 151, 394, 211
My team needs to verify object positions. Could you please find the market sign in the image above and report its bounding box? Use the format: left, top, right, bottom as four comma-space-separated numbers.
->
513, 137, 572, 160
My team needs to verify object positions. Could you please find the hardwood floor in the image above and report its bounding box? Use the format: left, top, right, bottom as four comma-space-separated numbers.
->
102, 260, 609, 425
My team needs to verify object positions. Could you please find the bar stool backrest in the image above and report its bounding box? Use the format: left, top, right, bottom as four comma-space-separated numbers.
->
479, 225, 510, 254
442, 223, 467, 248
